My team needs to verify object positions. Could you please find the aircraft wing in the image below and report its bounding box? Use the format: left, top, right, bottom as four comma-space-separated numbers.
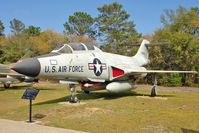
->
0, 73, 23, 84
0, 72, 38, 84
0, 77, 21, 84
111, 66, 197, 81
125, 70, 197, 74
0, 73, 25, 78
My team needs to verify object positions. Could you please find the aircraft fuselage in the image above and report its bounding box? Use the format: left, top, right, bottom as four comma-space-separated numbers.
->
38, 52, 144, 81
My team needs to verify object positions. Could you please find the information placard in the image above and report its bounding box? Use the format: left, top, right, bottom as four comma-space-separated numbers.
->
22, 88, 40, 100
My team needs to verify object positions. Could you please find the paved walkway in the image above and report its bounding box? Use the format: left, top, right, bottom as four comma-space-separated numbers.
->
0, 119, 87, 133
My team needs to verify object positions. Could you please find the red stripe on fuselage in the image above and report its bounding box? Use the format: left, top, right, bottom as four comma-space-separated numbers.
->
112, 67, 124, 78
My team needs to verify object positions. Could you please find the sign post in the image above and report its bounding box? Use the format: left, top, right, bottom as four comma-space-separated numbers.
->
29, 99, 32, 122
22, 88, 40, 123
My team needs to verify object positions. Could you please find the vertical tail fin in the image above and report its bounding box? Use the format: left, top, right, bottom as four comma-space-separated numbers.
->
132, 40, 168, 66
132, 40, 150, 66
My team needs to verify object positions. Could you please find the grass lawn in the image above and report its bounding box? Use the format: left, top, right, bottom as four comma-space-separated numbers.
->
0, 83, 199, 133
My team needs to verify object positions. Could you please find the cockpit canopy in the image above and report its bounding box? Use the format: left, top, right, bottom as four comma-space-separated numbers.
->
51, 43, 101, 54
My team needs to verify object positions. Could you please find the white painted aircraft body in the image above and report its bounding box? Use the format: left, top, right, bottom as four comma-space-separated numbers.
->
12, 40, 196, 100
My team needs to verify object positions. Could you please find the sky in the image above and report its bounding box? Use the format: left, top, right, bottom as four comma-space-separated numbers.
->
0, 0, 199, 36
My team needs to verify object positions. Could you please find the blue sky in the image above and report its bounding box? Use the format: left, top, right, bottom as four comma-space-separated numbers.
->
0, 0, 199, 36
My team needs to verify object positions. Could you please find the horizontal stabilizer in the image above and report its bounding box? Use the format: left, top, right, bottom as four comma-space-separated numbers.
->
145, 42, 169, 47
133, 42, 169, 47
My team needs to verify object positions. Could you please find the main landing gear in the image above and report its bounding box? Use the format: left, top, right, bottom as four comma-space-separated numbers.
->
68, 84, 79, 103
84, 90, 90, 94
151, 74, 157, 97
4, 83, 10, 89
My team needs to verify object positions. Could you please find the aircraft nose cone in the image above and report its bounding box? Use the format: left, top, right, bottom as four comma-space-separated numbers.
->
12, 58, 41, 77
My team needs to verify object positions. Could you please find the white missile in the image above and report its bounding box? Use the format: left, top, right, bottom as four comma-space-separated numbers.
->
106, 81, 134, 92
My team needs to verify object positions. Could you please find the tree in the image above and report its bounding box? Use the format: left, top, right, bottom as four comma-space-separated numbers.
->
0, 33, 31, 63
23, 25, 41, 36
29, 29, 67, 55
0, 29, 68, 63
161, 6, 199, 36
150, 6, 199, 86
10, 18, 25, 34
96, 2, 141, 54
65, 34, 95, 45
0, 20, 4, 36
63, 12, 95, 38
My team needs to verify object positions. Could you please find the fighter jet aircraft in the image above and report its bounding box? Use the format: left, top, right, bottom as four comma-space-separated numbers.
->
12, 40, 196, 102
0, 62, 38, 89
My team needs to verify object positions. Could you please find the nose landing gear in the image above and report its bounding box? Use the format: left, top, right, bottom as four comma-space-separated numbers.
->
68, 84, 79, 103
4, 83, 10, 89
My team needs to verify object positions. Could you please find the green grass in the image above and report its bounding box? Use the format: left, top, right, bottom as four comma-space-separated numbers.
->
0, 83, 199, 133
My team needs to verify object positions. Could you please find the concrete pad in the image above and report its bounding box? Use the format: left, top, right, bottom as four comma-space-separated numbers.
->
0, 119, 87, 133
136, 96, 168, 100
58, 102, 86, 106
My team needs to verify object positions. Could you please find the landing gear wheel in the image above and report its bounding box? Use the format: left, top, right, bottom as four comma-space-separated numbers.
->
4, 84, 10, 89
68, 84, 79, 103
84, 90, 90, 94
69, 94, 78, 103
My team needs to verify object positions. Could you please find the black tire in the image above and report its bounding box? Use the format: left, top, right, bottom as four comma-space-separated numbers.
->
84, 90, 90, 94
4, 84, 10, 89
69, 95, 78, 103
151, 86, 157, 97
